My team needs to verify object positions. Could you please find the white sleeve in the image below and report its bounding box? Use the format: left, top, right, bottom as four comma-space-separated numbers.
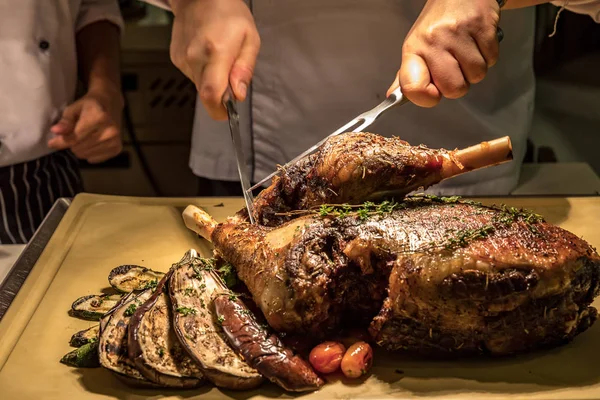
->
139, 0, 173, 11
76, 0, 125, 32
551, 0, 600, 22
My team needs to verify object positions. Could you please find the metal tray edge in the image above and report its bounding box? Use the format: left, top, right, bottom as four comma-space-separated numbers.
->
0, 198, 71, 322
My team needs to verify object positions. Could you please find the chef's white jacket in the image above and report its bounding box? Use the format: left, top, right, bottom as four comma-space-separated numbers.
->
0, 0, 123, 168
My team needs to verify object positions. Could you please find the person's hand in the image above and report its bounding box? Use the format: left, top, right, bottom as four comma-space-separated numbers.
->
387, 0, 501, 107
48, 90, 123, 164
169, 0, 261, 120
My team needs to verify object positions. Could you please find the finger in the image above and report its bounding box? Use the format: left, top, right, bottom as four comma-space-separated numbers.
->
474, 26, 500, 68
449, 37, 488, 84
230, 31, 261, 101
73, 137, 122, 163
48, 136, 71, 150
199, 37, 245, 120
71, 127, 120, 157
50, 102, 82, 136
73, 106, 109, 143
386, 73, 400, 98
399, 52, 441, 108
85, 141, 123, 164
423, 49, 470, 100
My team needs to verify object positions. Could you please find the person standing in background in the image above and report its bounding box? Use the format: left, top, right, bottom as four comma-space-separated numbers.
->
144, 0, 600, 197
0, 1, 124, 243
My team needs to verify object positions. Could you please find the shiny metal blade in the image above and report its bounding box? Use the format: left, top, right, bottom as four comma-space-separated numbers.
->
223, 87, 255, 223
247, 86, 409, 193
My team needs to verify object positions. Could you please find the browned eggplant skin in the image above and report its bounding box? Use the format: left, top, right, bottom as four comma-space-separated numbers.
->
128, 270, 204, 388
214, 294, 324, 392
98, 289, 155, 384
169, 262, 264, 390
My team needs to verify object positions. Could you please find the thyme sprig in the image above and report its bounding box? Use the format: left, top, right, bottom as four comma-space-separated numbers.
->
275, 194, 545, 251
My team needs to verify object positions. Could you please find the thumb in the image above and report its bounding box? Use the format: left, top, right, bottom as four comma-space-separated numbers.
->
386, 73, 400, 98
50, 101, 82, 136
230, 31, 260, 102
399, 53, 441, 108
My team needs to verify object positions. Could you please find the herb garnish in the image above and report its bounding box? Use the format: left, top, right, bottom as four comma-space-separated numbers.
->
176, 307, 197, 316
124, 304, 137, 317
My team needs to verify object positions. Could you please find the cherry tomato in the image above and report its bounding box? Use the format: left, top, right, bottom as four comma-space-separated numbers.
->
341, 341, 373, 379
309, 341, 346, 374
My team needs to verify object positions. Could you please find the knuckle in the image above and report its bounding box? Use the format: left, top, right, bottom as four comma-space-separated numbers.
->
444, 81, 469, 99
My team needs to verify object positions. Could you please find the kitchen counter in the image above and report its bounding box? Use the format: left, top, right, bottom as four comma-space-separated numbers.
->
0, 163, 598, 286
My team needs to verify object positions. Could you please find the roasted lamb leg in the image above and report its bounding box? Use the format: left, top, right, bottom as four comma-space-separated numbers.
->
250, 132, 513, 225
183, 197, 600, 356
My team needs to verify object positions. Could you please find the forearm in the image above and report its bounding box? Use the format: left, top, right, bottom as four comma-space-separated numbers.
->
76, 21, 123, 103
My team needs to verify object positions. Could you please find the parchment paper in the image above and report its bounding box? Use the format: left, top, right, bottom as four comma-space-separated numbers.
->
0, 194, 598, 400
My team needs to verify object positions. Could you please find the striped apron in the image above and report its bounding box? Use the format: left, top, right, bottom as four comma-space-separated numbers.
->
0, 151, 82, 244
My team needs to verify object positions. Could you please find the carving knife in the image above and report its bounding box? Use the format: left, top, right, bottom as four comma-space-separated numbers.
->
223, 87, 256, 223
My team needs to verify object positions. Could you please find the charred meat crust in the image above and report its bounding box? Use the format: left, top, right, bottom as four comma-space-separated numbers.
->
370, 259, 600, 357
213, 199, 600, 357
128, 270, 204, 388
169, 254, 264, 390
251, 133, 447, 225
214, 293, 324, 392
108, 265, 165, 293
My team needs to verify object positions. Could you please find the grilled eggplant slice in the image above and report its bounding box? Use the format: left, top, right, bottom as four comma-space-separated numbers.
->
109, 265, 165, 293
71, 293, 124, 321
69, 325, 100, 347
60, 341, 100, 368
169, 250, 264, 390
214, 293, 324, 392
98, 289, 156, 386
128, 270, 204, 388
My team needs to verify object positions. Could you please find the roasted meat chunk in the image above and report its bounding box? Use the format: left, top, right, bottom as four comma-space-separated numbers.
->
184, 196, 600, 356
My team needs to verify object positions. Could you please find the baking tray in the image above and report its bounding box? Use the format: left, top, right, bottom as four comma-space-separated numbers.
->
0, 193, 599, 399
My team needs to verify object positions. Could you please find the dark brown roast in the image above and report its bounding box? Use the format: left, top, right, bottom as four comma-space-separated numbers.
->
184, 196, 600, 357
250, 132, 513, 226
214, 293, 324, 392
128, 270, 204, 388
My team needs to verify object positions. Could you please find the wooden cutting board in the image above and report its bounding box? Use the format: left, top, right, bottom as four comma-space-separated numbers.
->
0, 193, 599, 400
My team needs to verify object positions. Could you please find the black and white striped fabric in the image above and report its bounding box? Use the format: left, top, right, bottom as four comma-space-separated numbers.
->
0, 151, 82, 244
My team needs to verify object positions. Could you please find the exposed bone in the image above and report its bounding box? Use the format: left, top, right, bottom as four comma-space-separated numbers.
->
182, 205, 216, 241
441, 136, 513, 179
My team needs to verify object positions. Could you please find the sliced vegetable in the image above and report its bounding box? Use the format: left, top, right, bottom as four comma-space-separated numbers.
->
128, 269, 204, 388
70, 293, 124, 321
60, 342, 100, 368
98, 289, 154, 385
69, 325, 100, 347
215, 292, 324, 392
169, 250, 263, 390
108, 265, 165, 293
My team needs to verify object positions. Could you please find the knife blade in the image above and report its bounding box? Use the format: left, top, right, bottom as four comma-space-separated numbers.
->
223, 87, 256, 223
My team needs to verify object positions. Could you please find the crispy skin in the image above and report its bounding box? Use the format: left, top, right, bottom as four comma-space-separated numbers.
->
214, 293, 324, 392
251, 132, 447, 226
211, 198, 600, 356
